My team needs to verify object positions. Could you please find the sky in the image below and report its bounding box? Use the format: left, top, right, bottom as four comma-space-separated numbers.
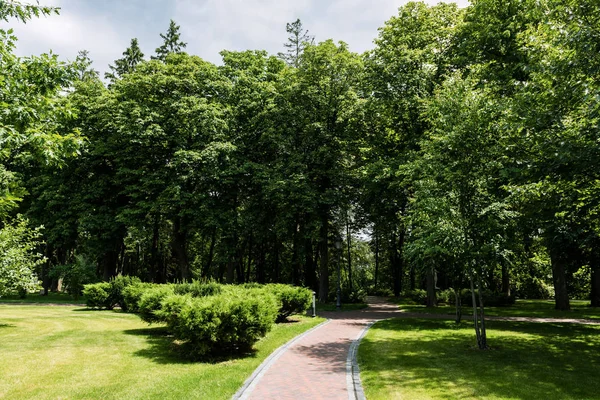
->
10, 0, 470, 77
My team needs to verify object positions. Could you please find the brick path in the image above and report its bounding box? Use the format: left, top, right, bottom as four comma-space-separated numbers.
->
239, 297, 401, 400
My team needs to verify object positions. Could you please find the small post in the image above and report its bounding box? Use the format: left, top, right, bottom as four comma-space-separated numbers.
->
312, 291, 316, 317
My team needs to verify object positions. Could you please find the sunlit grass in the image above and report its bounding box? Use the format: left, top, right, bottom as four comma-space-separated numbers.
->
395, 299, 600, 319
0, 305, 324, 399
358, 317, 600, 400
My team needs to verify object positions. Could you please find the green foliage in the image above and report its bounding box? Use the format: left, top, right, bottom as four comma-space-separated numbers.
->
108, 275, 142, 311
0, 217, 43, 297
121, 282, 157, 313
153, 19, 187, 61
49, 255, 96, 299
172, 280, 222, 297
400, 289, 428, 305
342, 288, 367, 304
166, 289, 278, 358
83, 282, 112, 309
264, 284, 312, 322
138, 285, 176, 323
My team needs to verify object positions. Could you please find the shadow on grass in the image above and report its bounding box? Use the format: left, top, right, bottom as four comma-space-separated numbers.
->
0, 323, 15, 328
360, 318, 600, 399
123, 326, 258, 365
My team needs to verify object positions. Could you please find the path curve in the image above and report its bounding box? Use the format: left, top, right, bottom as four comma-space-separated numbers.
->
234, 297, 400, 400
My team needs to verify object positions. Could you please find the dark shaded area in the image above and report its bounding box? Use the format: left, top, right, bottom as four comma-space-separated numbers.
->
123, 326, 258, 365
0, 323, 15, 329
360, 318, 600, 399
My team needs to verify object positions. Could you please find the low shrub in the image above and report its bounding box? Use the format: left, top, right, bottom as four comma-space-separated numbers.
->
173, 280, 222, 297
167, 289, 278, 358
401, 289, 428, 305
437, 289, 454, 304
83, 282, 113, 309
449, 288, 515, 307
515, 276, 554, 300
369, 287, 393, 297
342, 288, 367, 304
264, 284, 312, 322
109, 275, 142, 311
138, 285, 176, 323
122, 282, 157, 313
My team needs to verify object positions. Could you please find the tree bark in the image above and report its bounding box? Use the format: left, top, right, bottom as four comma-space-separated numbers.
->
549, 249, 571, 310
374, 231, 379, 291
171, 217, 189, 282
426, 266, 437, 307
318, 214, 329, 303
591, 254, 600, 307
346, 211, 353, 292
501, 259, 510, 297
202, 227, 217, 279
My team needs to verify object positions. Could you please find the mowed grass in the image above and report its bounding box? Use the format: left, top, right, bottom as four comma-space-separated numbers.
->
358, 318, 600, 400
0, 305, 324, 400
0, 292, 85, 305
396, 299, 600, 320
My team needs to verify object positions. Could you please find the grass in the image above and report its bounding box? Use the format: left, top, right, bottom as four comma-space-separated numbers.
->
358, 317, 600, 400
0, 292, 85, 305
395, 299, 600, 320
0, 304, 324, 400
316, 302, 368, 312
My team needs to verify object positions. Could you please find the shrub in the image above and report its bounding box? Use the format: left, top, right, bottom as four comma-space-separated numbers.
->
449, 288, 515, 307
369, 287, 393, 297
264, 284, 312, 322
154, 294, 193, 326
173, 280, 222, 297
515, 277, 554, 299
122, 282, 157, 313
401, 289, 428, 305
49, 255, 97, 300
437, 289, 454, 304
167, 289, 278, 358
342, 288, 367, 304
109, 275, 142, 311
83, 282, 113, 309
138, 285, 176, 323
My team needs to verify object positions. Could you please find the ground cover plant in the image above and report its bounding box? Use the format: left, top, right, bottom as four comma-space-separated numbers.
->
395, 299, 600, 320
0, 304, 324, 399
358, 317, 600, 400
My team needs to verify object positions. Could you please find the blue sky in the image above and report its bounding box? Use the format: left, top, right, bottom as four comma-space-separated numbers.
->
11, 0, 470, 77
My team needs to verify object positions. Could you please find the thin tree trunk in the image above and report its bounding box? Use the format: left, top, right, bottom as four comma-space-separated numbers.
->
346, 212, 353, 292
469, 273, 482, 348
426, 266, 437, 307
454, 287, 462, 323
374, 231, 379, 291
501, 259, 510, 297
172, 217, 189, 282
202, 227, 217, 279
591, 254, 600, 307
476, 274, 488, 349
305, 238, 317, 292
550, 249, 570, 310
318, 214, 329, 303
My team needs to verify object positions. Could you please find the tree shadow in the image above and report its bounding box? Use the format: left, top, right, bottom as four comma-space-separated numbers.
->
0, 323, 15, 328
123, 326, 259, 365
292, 340, 351, 374
359, 318, 600, 399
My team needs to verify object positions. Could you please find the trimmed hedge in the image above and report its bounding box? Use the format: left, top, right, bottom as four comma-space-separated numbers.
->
109, 275, 142, 312
138, 285, 176, 323
264, 284, 312, 322
173, 280, 222, 297
83, 282, 113, 309
122, 282, 158, 313
166, 289, 278, 358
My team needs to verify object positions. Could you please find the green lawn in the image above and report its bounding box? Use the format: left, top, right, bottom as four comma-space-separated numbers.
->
0, 292, 86, 304
0, 305, 324, 400
358, 318, 600, 400
396, 299, 600, 320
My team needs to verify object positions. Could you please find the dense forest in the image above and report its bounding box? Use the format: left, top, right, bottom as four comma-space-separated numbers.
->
2, 0, 599, 330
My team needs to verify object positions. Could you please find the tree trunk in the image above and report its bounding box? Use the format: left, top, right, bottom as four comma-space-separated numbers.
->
305, 238, 317, 292
346, 213, 353, 292
550, 249, 570, 310
476, 274, 488, 349
591, 254, 600, 307
318, 214, 329, 303
374, 231, 379, 291
102, 248, 119, 281
426, 266, 437, 307
291, 217, 301, 286
454, 287, 462, 323
469, 274, 483, 348
202, 227, 217, 279
171, 217, 189, 282
501, 259, 510, 297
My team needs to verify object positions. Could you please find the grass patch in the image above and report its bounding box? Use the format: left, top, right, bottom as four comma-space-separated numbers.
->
359, 317, 600, 400
396, 299, 600, 320
0, 305, 324, 399
316, 302, 368, 312
0, 292, 85, 305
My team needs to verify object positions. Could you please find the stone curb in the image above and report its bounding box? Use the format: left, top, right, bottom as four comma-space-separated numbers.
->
232, 319, 331, 400
346, 320, 375, 400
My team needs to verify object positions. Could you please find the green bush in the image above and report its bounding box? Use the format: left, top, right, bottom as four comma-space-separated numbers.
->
167, 288, 278, 358
154, 294, 193, 326
515, 277, 554, 299
138, 285, 176, 323
173, 280, 222, 297
449, 288, 515, 307
83, 282, 113, 309
264, 284, 312, 321
437, 289, 454, 304
49, 255, 97, 300
109, 275, 142, 311
342, 288, 367, 304
369, 287, 393, 297
401, 289, 428, 305
122, 282, 157, 313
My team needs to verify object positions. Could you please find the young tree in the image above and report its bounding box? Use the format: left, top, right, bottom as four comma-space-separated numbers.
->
278, 18, 313, 68
152, 19, 187, 61
105, 38, 145, 82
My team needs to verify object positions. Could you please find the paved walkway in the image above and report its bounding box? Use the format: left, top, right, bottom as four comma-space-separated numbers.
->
237, 297, 401, 400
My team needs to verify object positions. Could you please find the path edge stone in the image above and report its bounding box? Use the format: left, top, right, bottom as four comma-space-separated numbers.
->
232, 319, 331, 400
346, 320, 376, 400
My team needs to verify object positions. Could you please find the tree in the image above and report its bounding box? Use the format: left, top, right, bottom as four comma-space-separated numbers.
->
105, 38, 145, 82
152, 19, 187, 61
278, 18, 313, 68
74, 50, 99, 81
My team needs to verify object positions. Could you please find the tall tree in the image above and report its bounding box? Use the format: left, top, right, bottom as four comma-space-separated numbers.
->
278, 18, 313, 68
152, 19, 187, 61
105, 38, 145, 82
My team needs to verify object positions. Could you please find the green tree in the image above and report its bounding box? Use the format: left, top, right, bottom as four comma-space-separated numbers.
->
105, 38, 145, 82
278, 18, 313, 68
152, 19, 187, 61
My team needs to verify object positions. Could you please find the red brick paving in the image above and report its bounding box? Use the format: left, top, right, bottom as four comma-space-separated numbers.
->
244, 297, 401, 400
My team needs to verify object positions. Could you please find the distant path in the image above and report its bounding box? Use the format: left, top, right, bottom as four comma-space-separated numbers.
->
234, 296, 400, 400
